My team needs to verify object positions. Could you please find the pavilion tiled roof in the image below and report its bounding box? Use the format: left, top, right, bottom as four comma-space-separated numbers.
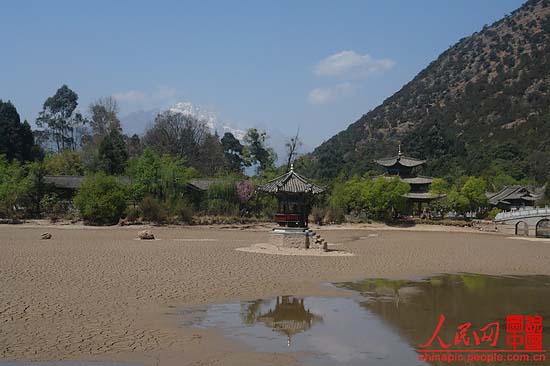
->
186, 178, 230, 192
258, 168, 325, 195
375, 156, 426, 168
487, 185, 538, 206
44, 175, 130, 190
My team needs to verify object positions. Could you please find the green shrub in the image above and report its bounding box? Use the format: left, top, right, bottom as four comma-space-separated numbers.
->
461, 177, 488, 211
247, 193, 277, 219
487, 207, 502, 220
329, 176, 409, 220
125, 207, 140, 222
44, 150, 84, 175
139, 196, 169, 224
309, 205, 345, 225
126, 149, 199, 204
40, 193, 69, 221
204, 181, 240, 216
173, 201, 194, 223
311, 206, 325, 225
0, 156, 31, 219
325, 206, 345, 224
206, 198, 239, 216
206, 181, 237, 200
74, 174, 127, 225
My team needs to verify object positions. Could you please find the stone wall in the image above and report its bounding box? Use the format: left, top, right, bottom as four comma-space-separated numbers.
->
269, 232, 310, 249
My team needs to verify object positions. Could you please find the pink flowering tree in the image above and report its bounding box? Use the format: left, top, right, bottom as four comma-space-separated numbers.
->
236, 180, 255, 204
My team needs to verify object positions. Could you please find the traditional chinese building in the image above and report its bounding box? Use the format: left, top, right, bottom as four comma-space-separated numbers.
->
43, 175, 85, 200
487, 185, 539, 210
374, 146, 441, 215
258, 165, 325, 228
257, 165, 326, 250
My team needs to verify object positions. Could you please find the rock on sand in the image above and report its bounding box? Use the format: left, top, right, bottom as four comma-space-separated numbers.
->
138, 230, 155, 240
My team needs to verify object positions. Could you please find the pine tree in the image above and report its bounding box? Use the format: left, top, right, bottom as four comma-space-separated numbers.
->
0, 100, 40, 162
98, 126, 128, 175
221, 132, 245, 173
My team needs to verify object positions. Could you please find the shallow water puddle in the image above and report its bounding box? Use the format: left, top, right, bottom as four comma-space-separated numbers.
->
182, 296, 416, 364
182, 274, 550, 365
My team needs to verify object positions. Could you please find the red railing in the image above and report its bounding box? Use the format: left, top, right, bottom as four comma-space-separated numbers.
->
274, 213, 304, 226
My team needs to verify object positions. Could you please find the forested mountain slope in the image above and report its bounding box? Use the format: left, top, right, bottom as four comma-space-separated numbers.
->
306, 0, 550, 187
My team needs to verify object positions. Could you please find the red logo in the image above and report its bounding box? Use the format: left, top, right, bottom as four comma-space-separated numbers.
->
417, 314, 546, 363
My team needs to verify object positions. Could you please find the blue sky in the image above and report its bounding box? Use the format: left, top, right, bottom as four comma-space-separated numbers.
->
1, 0, 525, 147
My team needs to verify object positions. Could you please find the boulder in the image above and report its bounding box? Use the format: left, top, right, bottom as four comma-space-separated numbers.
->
40, 232, 52, 240
138, 230, 155, 240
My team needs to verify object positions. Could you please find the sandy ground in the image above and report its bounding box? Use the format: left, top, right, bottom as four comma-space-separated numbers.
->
235, 242, 355, 256
1, 223, 549, 365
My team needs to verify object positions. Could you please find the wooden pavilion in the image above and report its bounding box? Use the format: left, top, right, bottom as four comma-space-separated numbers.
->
257, 165, 325, 228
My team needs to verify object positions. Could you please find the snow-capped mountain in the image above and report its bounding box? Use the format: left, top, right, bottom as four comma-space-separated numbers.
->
119, 101, 312, 165
120, 102, 247, 140
167, 102, 247, 140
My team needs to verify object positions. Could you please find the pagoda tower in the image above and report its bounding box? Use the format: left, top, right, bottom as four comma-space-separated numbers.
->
375, 145, 441, 216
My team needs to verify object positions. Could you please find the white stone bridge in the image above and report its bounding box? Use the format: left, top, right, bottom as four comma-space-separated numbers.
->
494, 207, 550, 237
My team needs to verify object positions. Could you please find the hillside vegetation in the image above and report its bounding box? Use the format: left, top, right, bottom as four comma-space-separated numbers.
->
305, 0, 550, 189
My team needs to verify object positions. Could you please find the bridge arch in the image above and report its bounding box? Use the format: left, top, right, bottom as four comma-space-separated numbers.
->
515, 221, 529, 236
536, 219, 550, 238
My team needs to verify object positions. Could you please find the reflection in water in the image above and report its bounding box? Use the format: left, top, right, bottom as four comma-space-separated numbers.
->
184, 296, 420, 365
183, 274, 550, 365
337, 274, 550, 357
243, 296, 323, 346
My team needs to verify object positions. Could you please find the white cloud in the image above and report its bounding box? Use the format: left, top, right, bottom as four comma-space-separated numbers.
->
313, 50, 395, 79
112, 90, 146, 104
113, 86, 178, 111
308, 82, 356, 105
308, 50, 394, 105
